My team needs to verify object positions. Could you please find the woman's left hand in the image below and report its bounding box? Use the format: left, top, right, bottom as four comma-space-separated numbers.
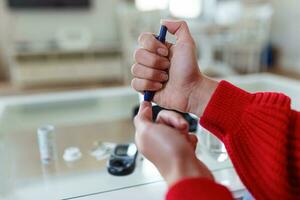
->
134, 101, 213, 186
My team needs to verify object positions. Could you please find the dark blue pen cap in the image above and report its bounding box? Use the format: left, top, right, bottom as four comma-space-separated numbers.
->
156, 25, 167, 43
144, 91, 155, 102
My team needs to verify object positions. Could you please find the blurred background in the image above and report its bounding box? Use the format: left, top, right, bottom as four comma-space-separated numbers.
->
0, 0, 300, 200
0, 0, 299, 92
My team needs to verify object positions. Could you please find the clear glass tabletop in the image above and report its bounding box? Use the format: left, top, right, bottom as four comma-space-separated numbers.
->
0, 86, 234, 200
0, 87, 145, 200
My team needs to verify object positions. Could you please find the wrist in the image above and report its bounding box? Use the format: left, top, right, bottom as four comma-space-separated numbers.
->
188, 76, 219, 117
166, 155, 214, 186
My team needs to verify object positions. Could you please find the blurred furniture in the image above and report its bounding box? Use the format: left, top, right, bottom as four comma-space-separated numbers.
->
0, 1, 10, 80
1, 0, 126, 88
221, 3, 273, 73
198, 2, 273, 74
9, 46, 124, 87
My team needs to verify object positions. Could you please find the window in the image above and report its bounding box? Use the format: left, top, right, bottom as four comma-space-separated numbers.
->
135, 0, 169, 11
169, 0, 202, 18
135, 0, 203, 19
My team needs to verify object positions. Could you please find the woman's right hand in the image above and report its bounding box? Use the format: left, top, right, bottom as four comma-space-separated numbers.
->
131, 20, 218, 117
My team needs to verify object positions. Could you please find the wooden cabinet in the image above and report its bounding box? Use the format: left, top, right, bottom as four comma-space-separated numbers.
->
10, 49, 125, 87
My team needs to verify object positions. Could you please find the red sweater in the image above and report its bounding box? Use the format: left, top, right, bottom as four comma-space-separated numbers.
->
166, 81, 300, 200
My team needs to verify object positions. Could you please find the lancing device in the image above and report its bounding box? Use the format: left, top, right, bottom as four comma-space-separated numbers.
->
144, 25, 168, 102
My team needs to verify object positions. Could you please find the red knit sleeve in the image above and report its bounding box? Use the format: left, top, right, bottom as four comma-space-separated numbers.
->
200, 81, 300, 200
166, 178, 234, 200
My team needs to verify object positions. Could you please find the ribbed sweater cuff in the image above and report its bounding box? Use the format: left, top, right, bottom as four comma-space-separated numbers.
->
200, 81, 252, 140
166, 178, 233, 200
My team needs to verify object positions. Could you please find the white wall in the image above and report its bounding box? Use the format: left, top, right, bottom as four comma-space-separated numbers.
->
0, 0, 121, 50
269, 0, 300, 70
1, 0, 300, 72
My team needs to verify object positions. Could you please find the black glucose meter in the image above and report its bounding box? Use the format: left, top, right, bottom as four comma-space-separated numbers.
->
107, 143, 138, 176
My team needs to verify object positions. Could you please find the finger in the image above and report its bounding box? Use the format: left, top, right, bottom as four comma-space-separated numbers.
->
138, 32, 169, 56
164, 41, 173, 49
134, 101, 152, 130
134, 101, 153, 131
134, 48, 170, 70
161, 19, 195, 45
131, 63, 168, 82
131, 78, 163, 92
138, 101, 153, 121
188, 134, 198, 150
156, 110, 189, 132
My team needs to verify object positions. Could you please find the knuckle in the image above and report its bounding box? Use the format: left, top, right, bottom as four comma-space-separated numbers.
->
175, 113, 185, 121
145, 38, 156, 50
130, 64, 135, 75
143, 80, 151, 89
138, 33, 145, 44
149, 69, 157, 79
179, 21, 188, 29
149, 55, 159, 66
133, 48, 142, 61
182, 21, 188, 26
131, 79, 137, 89
133, 49, 137, 60
131, 64, 138, 75
175, 114, 183, 121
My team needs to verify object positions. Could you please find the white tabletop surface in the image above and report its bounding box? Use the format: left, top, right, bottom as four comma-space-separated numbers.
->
0, 86, 245, 200
68, 167, 245, 200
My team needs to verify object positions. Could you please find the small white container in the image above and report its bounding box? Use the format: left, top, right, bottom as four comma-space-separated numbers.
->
63, 147, 82, 162
37, 125, 56, 165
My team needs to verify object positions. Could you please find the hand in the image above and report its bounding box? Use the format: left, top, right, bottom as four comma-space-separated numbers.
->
134, 101, 213, 186
131, 20, 218, 117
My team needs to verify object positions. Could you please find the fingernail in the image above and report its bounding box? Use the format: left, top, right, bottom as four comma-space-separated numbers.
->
161, 73, 168, 81
163, 61, 170, 68
142, 101, 151, 107
157, 48, 168, 57
155, 83, 163, 89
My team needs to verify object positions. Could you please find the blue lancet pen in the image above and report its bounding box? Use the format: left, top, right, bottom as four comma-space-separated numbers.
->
144, 25, 168, 102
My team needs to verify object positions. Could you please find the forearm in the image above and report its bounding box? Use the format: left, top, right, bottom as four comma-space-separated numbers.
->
165, 155, 214, 186
199, 80, 300, 199
166, 178, 234, 200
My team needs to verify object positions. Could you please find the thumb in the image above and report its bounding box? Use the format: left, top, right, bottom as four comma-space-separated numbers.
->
161, 19, 194, 44
188, 134, 198, 151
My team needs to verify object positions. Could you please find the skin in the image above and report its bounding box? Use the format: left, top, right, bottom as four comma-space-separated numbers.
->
134, 102, 214, 186
132, 20, 219, 186
132, 20, 218, 117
